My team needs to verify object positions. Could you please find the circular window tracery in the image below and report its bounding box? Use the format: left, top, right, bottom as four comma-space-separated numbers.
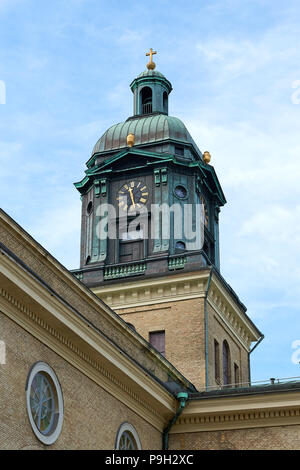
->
26, 362, 64, 445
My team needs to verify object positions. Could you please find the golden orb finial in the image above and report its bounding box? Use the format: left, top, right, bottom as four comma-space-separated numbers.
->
146, 48, 157, 70
127, 133, 135, 147
203, 151, 211, 164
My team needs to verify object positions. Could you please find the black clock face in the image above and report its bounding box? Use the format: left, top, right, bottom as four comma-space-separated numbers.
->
117, 181, 149, 211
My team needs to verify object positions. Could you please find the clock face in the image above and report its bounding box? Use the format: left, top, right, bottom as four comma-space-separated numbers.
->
117, 181, 149, 212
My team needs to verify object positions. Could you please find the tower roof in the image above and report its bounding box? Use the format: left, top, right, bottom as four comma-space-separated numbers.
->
91, 114, 202, 156
137, 69, 166, 79
130, 68, 173, 95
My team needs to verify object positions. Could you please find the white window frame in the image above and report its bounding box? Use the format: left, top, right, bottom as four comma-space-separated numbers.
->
25, 362, 64, 445
115, 422, 142, 450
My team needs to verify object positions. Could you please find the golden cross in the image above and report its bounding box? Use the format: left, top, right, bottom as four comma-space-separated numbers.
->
146, 48, 157, 69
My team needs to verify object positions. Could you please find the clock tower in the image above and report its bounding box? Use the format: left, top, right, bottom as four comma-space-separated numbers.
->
72, 52, 262, 391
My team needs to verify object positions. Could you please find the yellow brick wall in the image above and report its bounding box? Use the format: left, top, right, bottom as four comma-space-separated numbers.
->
0, 312, 162, 450
118, 297, 206, 390
169, 426, 300, 450
0, 217, 184, 387
206, 303, 250, 389
118, 297, 251, 392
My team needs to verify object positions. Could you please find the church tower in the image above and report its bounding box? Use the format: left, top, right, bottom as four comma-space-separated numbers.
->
72, 51, 262, 391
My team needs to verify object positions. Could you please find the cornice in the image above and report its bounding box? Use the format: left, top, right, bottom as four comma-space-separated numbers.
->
93, 271, 210, 310
0, 252, 177, 432
93, 270, 260, 351
207, 272, 261, 349
171, 392, 300, 433
0, 210, 174, 365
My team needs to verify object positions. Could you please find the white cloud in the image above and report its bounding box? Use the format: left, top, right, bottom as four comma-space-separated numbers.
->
29, 199, 81, 269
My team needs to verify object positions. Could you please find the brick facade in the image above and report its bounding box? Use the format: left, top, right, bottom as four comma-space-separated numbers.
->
169, 426, 300, 450
118, 298, 206, 390
1, 209, 300, 451
0, 312, 162, 450
206, 302, 250, 389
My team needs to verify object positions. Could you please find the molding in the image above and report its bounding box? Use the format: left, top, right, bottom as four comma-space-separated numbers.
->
209, 272, 260, 339
0, 211, 191, 390
93, 271, 209, 309
171, 393, 300, 433
207, 273, 261, 350
0, 253, 177, 432
0, 209, 151, 346
209, 306, 251, 351
93, 270, 260, 350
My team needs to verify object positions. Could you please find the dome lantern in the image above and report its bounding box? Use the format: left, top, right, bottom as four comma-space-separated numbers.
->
130, 49, 172, 117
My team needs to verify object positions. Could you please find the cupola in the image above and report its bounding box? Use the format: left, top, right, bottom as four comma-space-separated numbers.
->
130, 49, 172, 116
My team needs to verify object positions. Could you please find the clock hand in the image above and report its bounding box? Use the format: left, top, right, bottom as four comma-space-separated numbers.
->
128, 187, 136, 208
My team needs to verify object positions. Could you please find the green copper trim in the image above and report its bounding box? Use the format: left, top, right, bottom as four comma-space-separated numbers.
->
104, 261, 146, 280
73, 271, 83, 281
130, 70, 172, 94
74, 176, 89, 189
168, 255, 187, 270
91, 114, 201, 156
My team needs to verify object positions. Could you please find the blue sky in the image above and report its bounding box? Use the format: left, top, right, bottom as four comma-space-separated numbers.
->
1, 0, 300, 383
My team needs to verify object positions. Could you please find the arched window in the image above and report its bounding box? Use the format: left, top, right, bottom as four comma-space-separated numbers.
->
222, 340, 231, 386
86, 200, 93, 215
175, 241, 186, 252
163, 91, 168, 114
140, 87, 152, 114
115, 423, 142, 450
214, 339, 220, 383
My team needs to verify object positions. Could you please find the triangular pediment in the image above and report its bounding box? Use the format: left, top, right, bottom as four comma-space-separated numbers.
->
88, 148, 173, 175
75, 147, 226, 206
74, 148, 174, 193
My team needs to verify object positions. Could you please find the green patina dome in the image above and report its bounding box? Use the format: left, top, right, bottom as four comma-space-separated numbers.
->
91, 114, 201, 156
136, 69, 166, 79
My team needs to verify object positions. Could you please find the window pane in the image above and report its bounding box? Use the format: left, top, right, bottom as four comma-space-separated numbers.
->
214, 340, 220, 382
223, 341, 230, 386
149, 331, 165, 356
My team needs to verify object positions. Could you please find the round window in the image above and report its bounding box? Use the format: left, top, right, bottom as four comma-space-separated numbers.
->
115, 423, 142, 450
26, 362, 64, 445
174, 185, 187, 199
